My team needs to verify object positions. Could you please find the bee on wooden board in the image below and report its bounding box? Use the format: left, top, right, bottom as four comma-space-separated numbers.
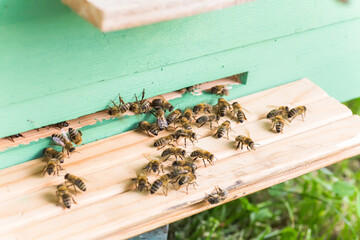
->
216, 98, 231, 117
193, 103, 213, 115
172, 172, 198, 193
43, 147, 65, 164
143, 154, 164, 175
171, 165, 193, 178
54, 121, 69, 129
235, 130, 256, 151
288, 106, 307, 122
65, 173, 86, 194
130, 89, 151, 114
270, 115, 287, 134
161, 147, 186, 161
206, 186, 228, 204
210, 85, 229, 96
51, 130, 75, 156
152, 109, 168, 130
231, 102, 248, 123
154, 134, 178, 149
42, 158, 64, 176
166, 109, 182, 125
150, 173, 172, 196
185, 84, 200, 93
172, 160, 197, 173
131, 173, 151, 192
175, 129, 197, 147
4, 133, 25, 142
214, 120, 231, 139
183, 109, 195, 122
68, 128, 82, 145
138, 121, 159, 136
56, 184, 77, 209
151, 96, 174, 112
190, 149, 215, 167
107, 95, 131, 116
266, 106, 289, 119
177, 116, 192, 131
196, 114, 220, 129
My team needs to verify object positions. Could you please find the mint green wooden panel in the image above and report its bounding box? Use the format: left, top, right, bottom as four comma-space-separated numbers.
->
1, 18, 360, 169
1, 0, 360, 138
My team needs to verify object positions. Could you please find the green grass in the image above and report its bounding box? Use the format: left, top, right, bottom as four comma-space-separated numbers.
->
168, 98, 360, 240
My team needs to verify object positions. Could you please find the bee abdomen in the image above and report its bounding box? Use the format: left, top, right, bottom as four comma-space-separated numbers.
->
46, 164, 55, 175
75, 179, 86, 191
215, 129, 225, 138
62, 194, 71, 208
237, 112, 246, 123
219, 107, 226, 117
150, 180, 163, 194
119, 103, 130, 113
154, 138, 165, 147
275, 123, 283, 133
288, 109, 297, 118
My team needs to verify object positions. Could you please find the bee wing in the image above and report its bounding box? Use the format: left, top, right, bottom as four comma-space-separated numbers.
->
142, 153, 153, 162
245, 128, 250, 138
61, 129, 71, 142
52, 135, 65, 147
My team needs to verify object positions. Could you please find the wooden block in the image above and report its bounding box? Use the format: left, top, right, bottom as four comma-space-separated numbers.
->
1, 80, 359, 239
62, 0, 253, 32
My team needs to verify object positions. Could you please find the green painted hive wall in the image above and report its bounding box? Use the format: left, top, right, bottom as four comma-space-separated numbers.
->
1, 0, 360, 168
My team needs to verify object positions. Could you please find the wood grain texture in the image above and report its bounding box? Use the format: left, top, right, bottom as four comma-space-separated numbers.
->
62, 0, 252, 32
1, 80, 359, 239
1, 0, 360, 138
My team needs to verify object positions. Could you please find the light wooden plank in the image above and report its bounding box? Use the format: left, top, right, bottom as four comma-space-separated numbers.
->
0, 80, 359, 239
62, 0, 253, 32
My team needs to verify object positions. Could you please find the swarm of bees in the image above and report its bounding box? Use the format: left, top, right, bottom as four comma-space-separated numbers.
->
1, 83, 309, 210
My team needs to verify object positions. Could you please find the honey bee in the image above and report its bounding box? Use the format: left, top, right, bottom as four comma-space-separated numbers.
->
65, 173, 86, 193
206, 186, 228, 204
288, 106, 307, 122
143, 154, 164, 174
216, 98, 231, 117
183, 109, 195, 122
214, 120, 231, 139
161, 147, 186, 161
4, 133, 25, 142
175, 129, 197, 147
172, 172, 197, 193
68, 128, 82, 145
56, 184, 77, 209
131, 89, 151, 114
153, 109, 168, 130
131, 173, 151, 192
43, 147, 65, 164
266, 106, 289, 119
150, 173, 172, 196
138, 121, 159, 136
190, 149, 215, 167
210, 85, 229, 96
154, 134, 178, 149
52, 131, 75, 156
42, 158, 63, 176
231, 102, 247, 123
193, 103, 213, 115
235, 134, 256, 151
185, 84, 200, 93
270, 115, 286, 134
54, 121, 69, 129
108, 95, 131, 116
166, 109, 182, 125
177, 116, 192, 131
196, 114, 220, 129
151, 97, 174, 112
172, 160, 197, 173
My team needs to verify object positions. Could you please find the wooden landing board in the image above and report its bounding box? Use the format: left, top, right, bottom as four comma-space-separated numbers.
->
62, 0, 252, 32
1, 79, 360, 240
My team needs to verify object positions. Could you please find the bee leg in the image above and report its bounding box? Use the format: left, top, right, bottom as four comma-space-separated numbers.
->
5, 137, 15, 142
41, 166, 47, 175
235, 142, 241, 150
209, 121, 213, 130
202, 159, 207, 167
226, 129, 230, 140
241, 142, 244, 150
71, 195, 77, 204
161, 164, 164, 173
55, 191, 61, 206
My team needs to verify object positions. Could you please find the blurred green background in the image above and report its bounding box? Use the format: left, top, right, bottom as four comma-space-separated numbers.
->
169, 97, 360, 240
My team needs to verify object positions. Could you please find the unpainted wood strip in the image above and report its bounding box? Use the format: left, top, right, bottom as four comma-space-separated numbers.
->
62, 0, 253, 32
0, 95, 347, 204
7, 115, 360, 239
0, 100, 354, 235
